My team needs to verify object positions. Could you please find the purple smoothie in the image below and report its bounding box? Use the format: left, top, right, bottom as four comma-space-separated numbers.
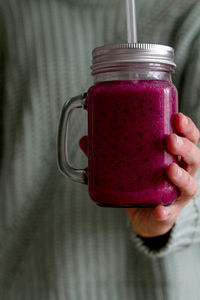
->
87, 80, 179, 207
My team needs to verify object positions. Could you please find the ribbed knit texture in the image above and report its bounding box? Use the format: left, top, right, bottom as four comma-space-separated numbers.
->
1, 0, 200, 299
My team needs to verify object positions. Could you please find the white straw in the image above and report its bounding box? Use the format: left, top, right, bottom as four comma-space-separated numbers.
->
126, 0, 137, 43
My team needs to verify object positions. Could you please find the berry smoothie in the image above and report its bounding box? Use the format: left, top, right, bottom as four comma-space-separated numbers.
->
87, 80, 179, 207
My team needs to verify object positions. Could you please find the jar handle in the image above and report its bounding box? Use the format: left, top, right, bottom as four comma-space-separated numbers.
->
57, 93, 88, 184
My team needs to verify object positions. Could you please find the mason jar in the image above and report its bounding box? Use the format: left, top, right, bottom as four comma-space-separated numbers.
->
57, 43, 179, 207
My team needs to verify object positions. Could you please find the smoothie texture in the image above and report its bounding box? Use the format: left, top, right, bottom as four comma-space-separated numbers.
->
87, 80, 178, 207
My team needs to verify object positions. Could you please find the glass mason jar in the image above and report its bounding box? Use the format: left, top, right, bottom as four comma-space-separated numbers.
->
57, 43, 179, 207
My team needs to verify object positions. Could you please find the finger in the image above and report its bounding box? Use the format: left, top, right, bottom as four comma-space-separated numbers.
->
126, 206, 168, 223
174, 113, 200, 145
152, 205, 170, 221
166, 134, 200, 174
79, 136, 88, 156
151, 206, 180, 230
126, 206, 177, 237
167, 163, 198, 202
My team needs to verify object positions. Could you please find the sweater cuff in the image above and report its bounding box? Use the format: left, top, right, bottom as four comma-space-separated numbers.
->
129, 169, 200, 257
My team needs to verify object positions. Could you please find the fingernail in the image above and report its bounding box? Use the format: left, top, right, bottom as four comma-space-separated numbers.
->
182, 114, 188, 126
175, 135, 183, 146
174, 165, 182, 178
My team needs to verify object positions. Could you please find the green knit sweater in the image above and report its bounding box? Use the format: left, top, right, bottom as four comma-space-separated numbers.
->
1, 0, 200, 299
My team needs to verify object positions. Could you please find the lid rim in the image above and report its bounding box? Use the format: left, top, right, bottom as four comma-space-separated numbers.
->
92, 43, 174, 54
91, 43, 176, 74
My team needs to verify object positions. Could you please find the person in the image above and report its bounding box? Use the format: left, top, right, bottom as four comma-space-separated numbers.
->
0, 0, 200, 299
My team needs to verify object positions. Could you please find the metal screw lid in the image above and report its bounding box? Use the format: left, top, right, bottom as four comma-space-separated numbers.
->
91, 43, 176, 75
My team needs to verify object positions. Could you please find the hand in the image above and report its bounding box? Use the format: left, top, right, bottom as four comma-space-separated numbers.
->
126, 113, 200, 237
79, 113, 200, 238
